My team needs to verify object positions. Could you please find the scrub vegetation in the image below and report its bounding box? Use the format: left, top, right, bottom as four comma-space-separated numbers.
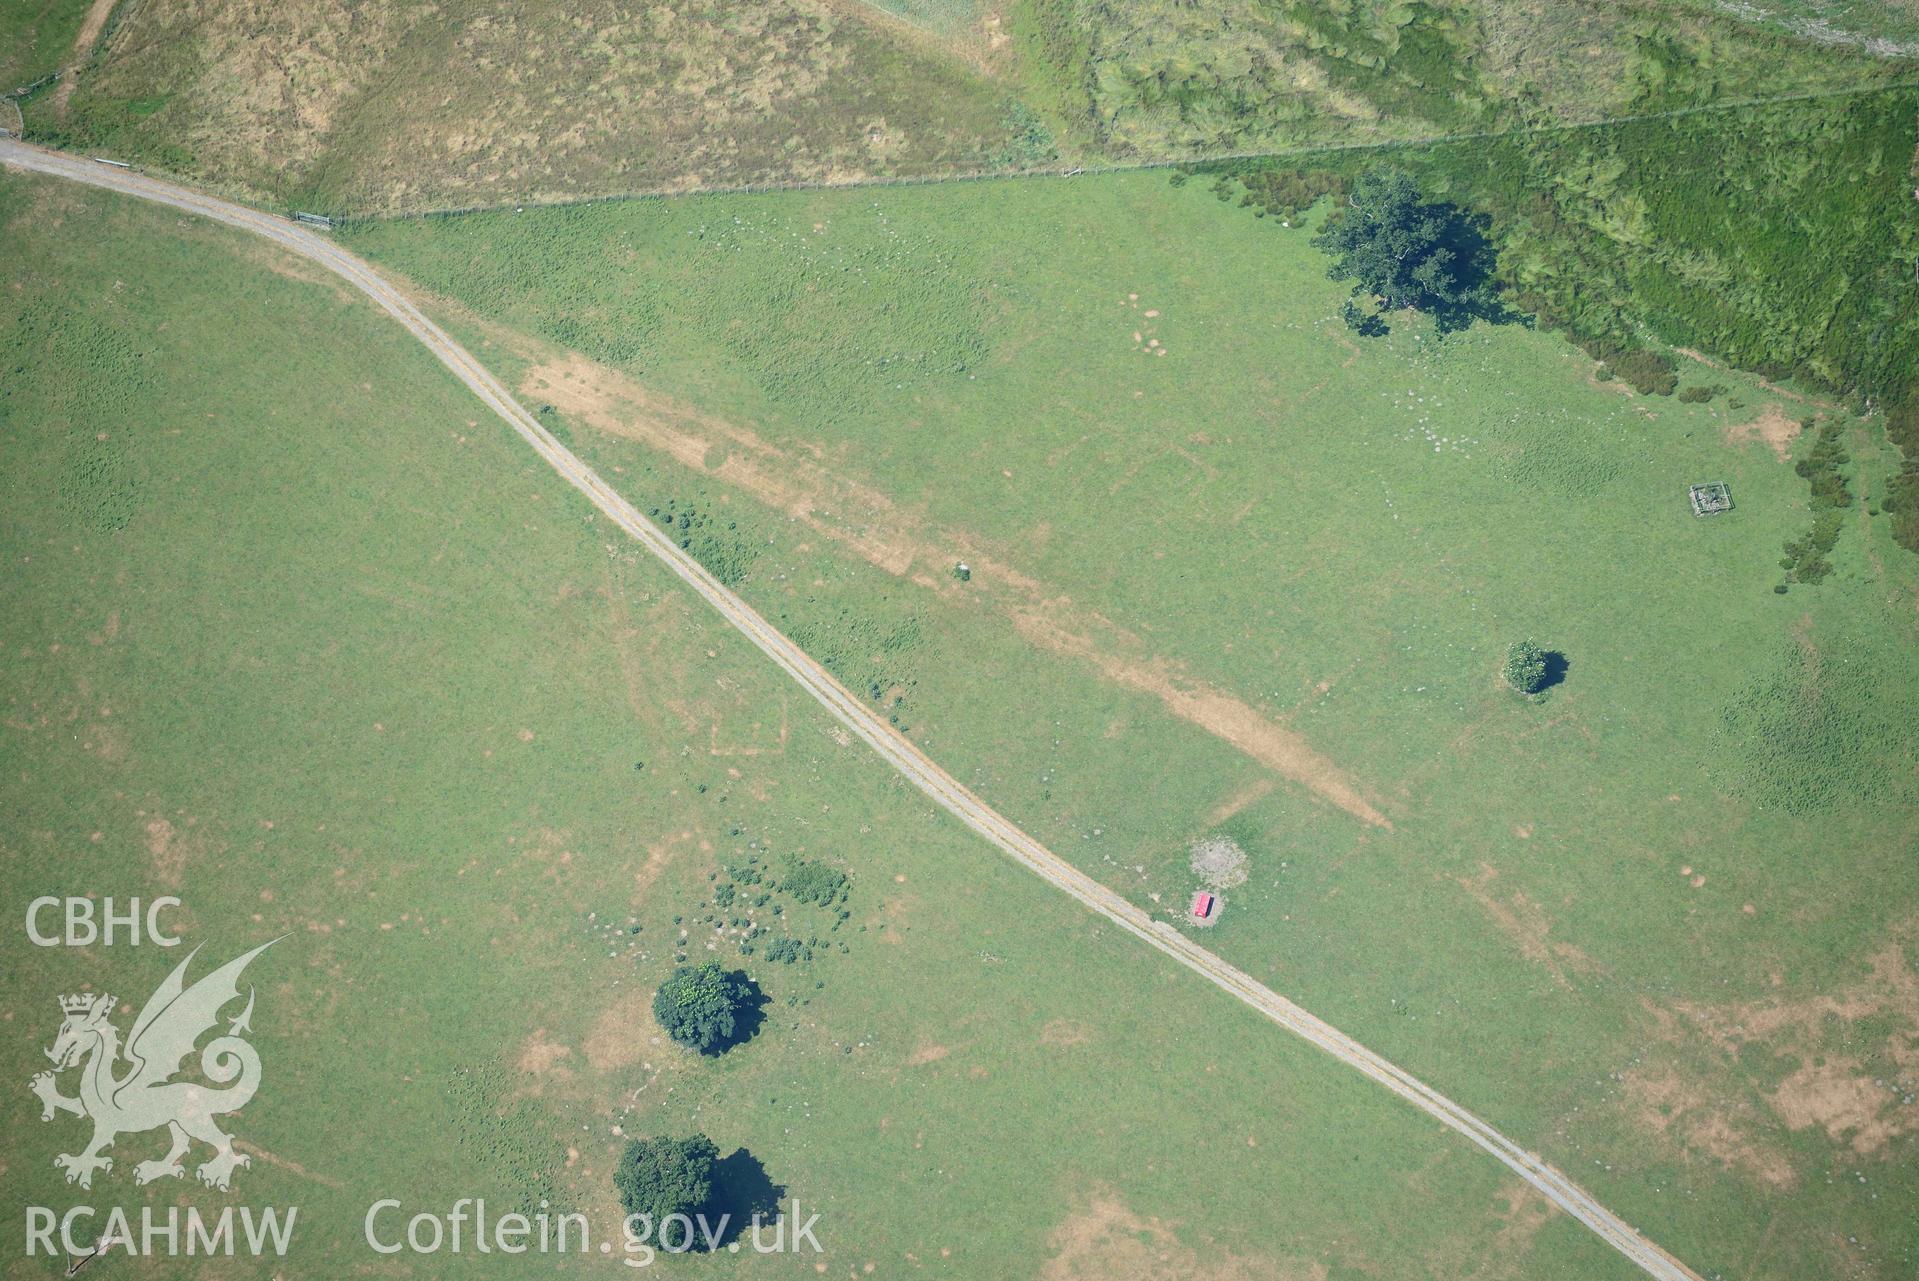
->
1008, 0, 1908, 158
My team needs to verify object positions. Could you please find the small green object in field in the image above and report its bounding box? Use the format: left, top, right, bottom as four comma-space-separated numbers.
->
1504, 640, 1550, 695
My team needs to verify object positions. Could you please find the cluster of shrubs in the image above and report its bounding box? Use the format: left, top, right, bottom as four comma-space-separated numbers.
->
782, 608, 920, 727
760, 937, 813, 964
1779, 419, 1853, 587
779, 857, 849, 907
1578, 334, 1679, 397
991, 102, 1058, 168
646, 497, 758, 585
1198, 167, 1347, 221
701, 852, 854, 966
1886, 401, 1919, 555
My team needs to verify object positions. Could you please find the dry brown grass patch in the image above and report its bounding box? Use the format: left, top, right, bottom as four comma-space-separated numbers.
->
1723, 405, 1803, 460
1038, 1019, 1091, 1047
1043, 1188, 1312, 1281
583, 994, 659, 1073
1621, 1063, 1797, 1188
65, 0, 1017, 211
1674, 923, 1919, 1157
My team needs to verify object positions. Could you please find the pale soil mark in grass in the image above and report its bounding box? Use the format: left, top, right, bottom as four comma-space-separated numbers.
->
1619, 1062, 1798, 1189
1011, 604, 1393, 827
140, 812, 214, 889
1038, 1018, 1091, 1047
599, 556, 700, 734
1204, 776, 1277, 826
1672, 922, 1919, 1157
1454, 861, 1603, 990
521, 350, 1393, 828
583, 994, 663, 1073
1421, 1178, 1566, 1281
1491, 1181, 1558, 1256
905, 1040, 951, 1066
1043, 1187, 1324, 1280
1721, 404, 1803, 460
526, 354, 923, 575
233, 1140, 348, 1191
515, 1028, 574, 1079
69, 0, 117, 59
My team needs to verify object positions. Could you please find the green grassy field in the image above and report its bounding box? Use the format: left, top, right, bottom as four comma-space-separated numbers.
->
0, 169, 1665, 1278
343, 124, 1919, 1279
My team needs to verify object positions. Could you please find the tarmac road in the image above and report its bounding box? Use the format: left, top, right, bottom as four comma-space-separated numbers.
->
0, 137, 1705, 1281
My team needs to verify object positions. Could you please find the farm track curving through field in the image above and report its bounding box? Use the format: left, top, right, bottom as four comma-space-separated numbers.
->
0, 137, 1706, 1281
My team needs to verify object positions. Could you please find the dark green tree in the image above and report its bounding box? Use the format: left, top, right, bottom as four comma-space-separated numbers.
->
653, 962, 761, 1054
1503, 639, 1550, 694
614, 1134, 718, 1230
1312, 168, 1495, 330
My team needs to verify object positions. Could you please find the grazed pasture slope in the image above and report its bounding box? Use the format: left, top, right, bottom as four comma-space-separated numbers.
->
19, 0, 1025, 211
0, 169, 1648, 1278
348, 124, 1919, 1278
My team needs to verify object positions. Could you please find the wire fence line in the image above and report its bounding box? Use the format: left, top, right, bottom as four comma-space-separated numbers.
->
5, 70, 61, 100
16, 75, 1913, 224
385, 78, 1919, 223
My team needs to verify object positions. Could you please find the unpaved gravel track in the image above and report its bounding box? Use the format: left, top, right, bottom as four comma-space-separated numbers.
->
0, 137, 1704, 1281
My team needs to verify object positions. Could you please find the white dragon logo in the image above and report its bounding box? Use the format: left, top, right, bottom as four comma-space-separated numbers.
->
30, 940, 278, 1192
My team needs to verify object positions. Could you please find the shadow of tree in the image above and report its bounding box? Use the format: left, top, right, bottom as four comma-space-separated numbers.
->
702, 1148, 786, 1248
1539, 651, 1571, 692
1342, 297, 1391, 337
1429, 208, 1522, 335
703, 974, 770, 1057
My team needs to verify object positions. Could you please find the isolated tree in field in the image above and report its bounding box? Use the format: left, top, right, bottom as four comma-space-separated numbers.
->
653, 962, 761, 1054
1503, 639, 1550, 695
615, 1134, 718, 1229
1312, 168, 1496, 330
